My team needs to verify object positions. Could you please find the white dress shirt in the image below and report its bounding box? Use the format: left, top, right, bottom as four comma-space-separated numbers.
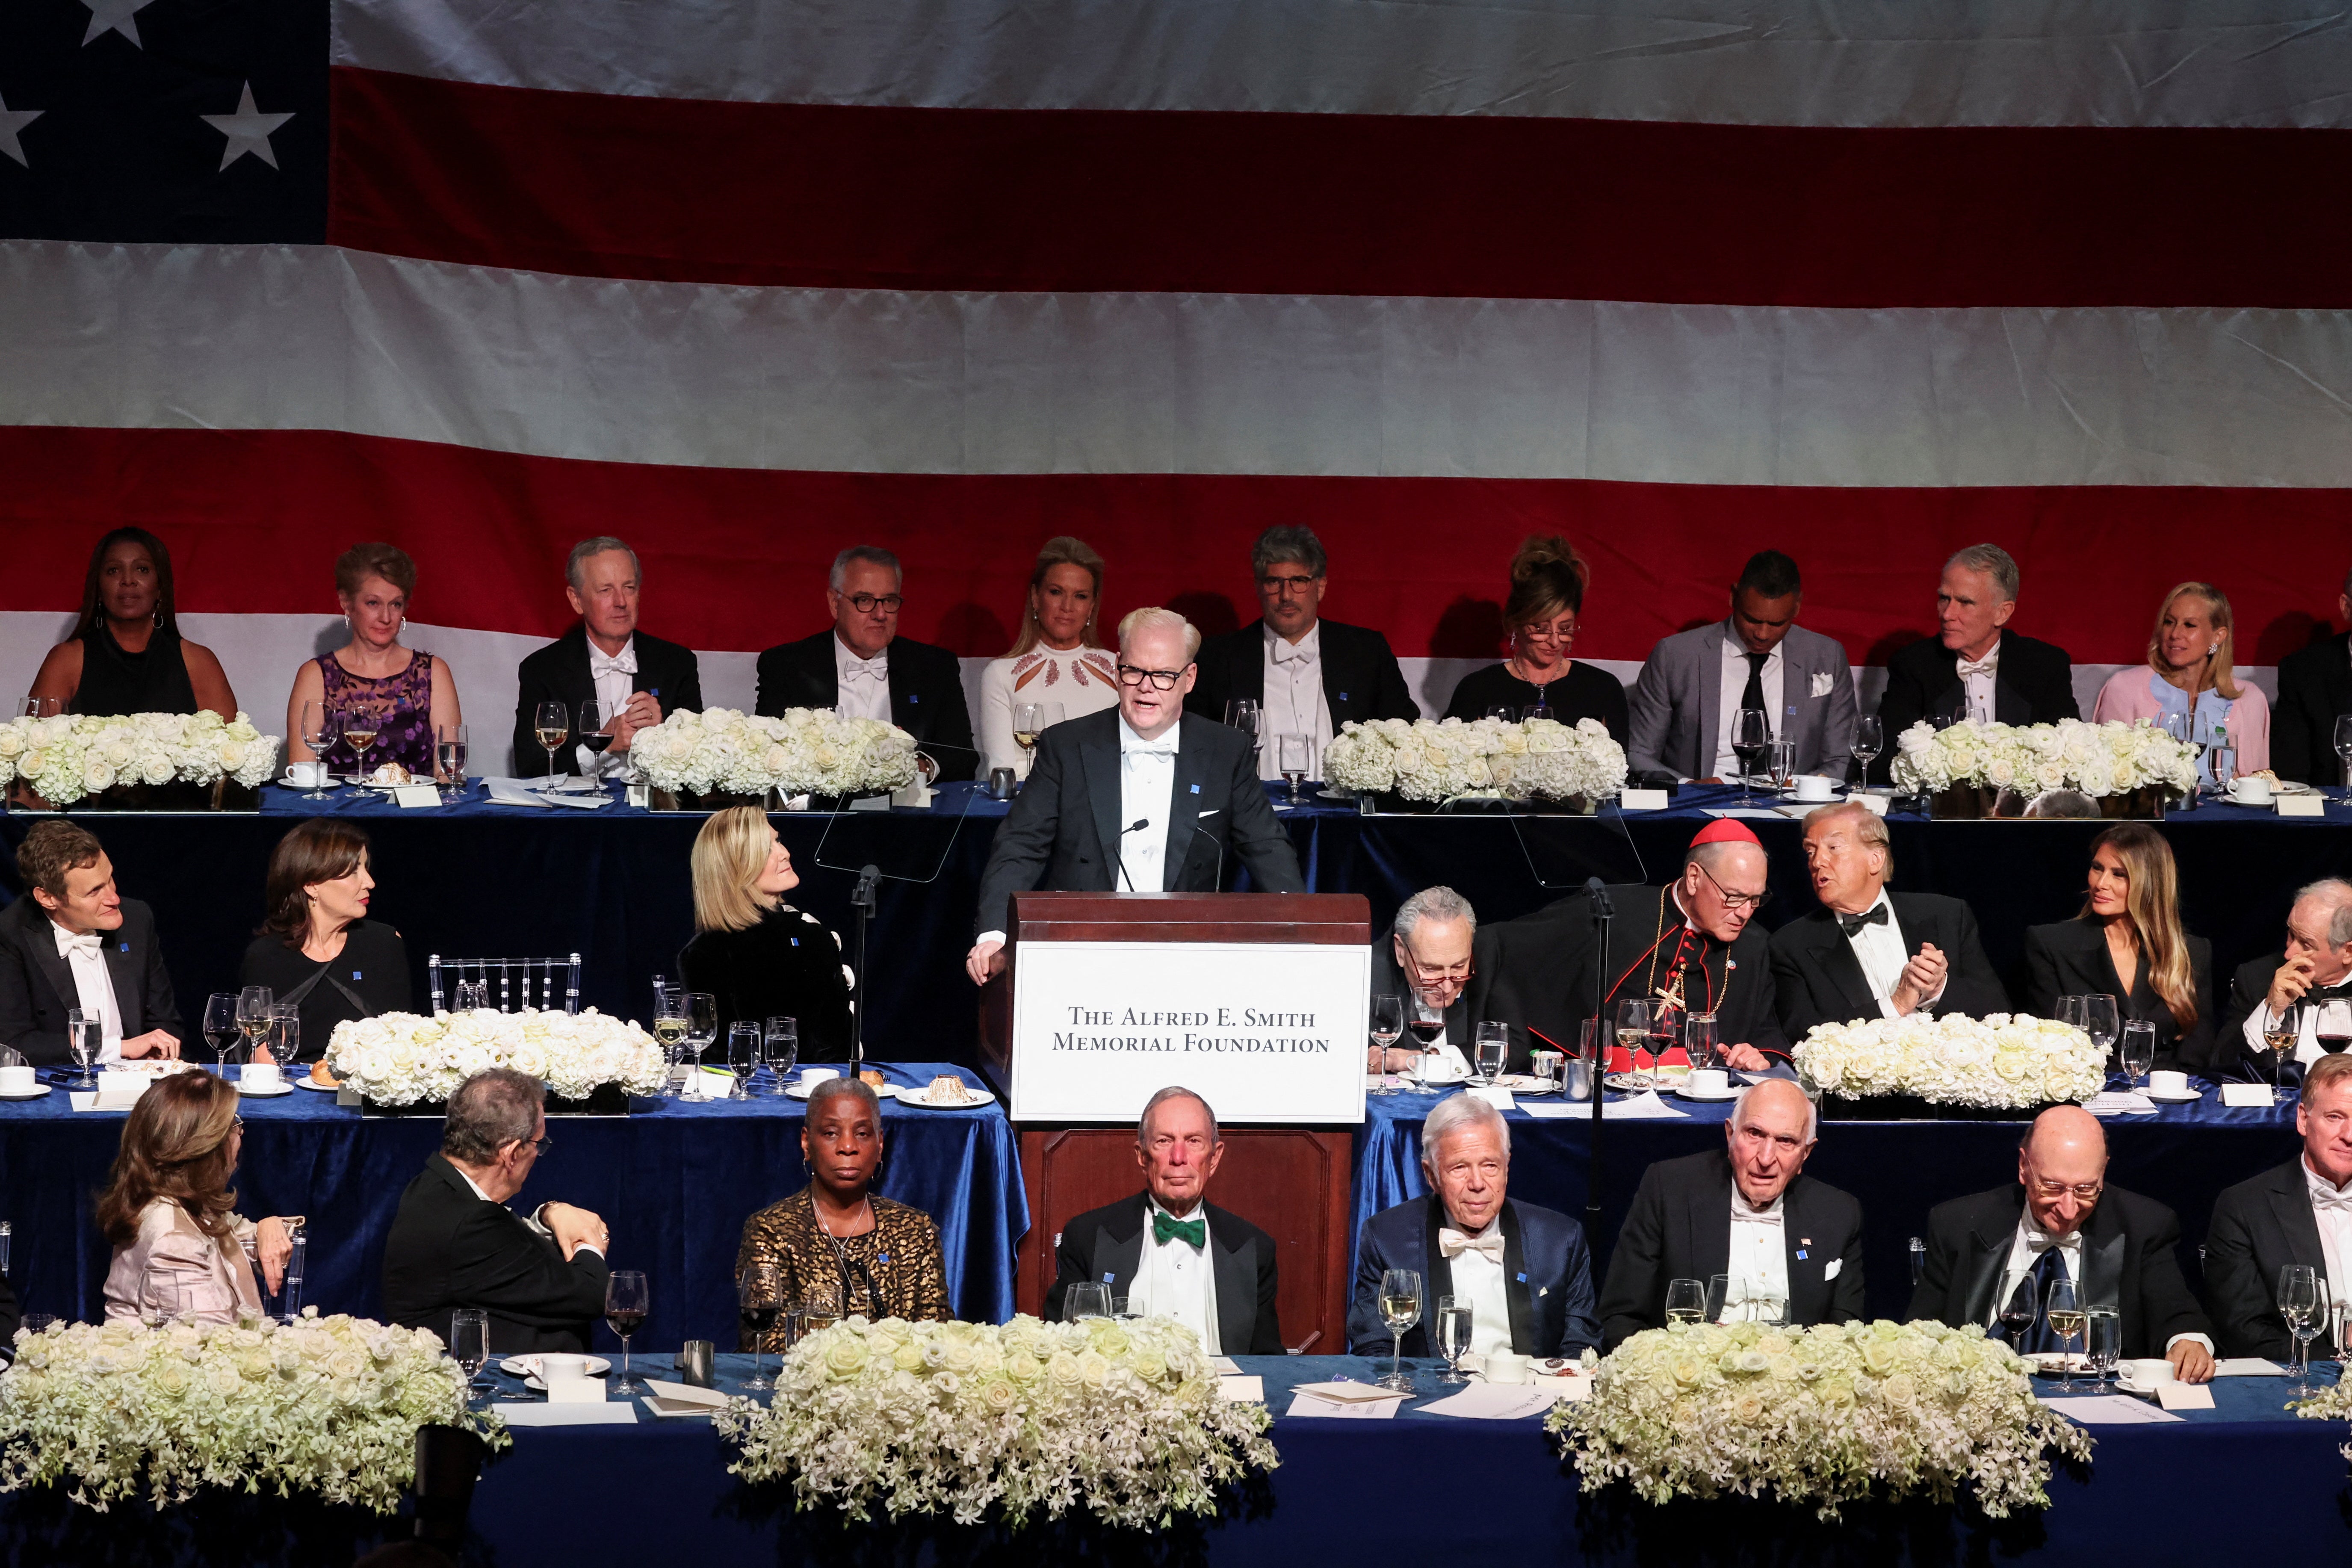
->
1439, 1215, 1513, 1360
833, 634, 892, 722
1711, 635, 1784, 779
53, 921, 123, 1063
1956, 636, 2001, 724
1725, 1189, 1789, 1317
576, 634, 637, 775
2306, 1159, 2352, 1332
1258, 623, 1333, 781
1838, 892, 1938, 1017
1994, 1217, 2208, 1352
1117, 715, 1179, 894
1134, 1199, 1219, 1352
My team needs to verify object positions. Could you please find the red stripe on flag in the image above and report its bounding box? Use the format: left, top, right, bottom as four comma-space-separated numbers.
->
328, 66, 2352, 306
2, 425, 2345, 662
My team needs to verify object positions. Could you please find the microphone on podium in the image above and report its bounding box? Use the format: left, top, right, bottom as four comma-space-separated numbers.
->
1117, 819, 1151, 891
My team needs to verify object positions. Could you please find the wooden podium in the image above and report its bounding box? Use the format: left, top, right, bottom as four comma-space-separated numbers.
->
980, 892, 1370, 1354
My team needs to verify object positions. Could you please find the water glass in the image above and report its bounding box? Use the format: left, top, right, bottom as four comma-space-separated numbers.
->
1433, 1295, 1474, 1384
726, 1022, 761, 1098
2080, 994, 2120, 1065
1276, 734, 1312, 805
762, 1016, 799, 1093
1063, 1283, 1111, 1322
1471, 1021, 1508, 1085
449, 1308, 490, 1404
268, 1003, 299, 1067
2083, 1306, 2121, 1385
2119, 1020, 2157, 1089
2280, 1264, 2323, 1393
1767, 737, 1796, 791
66, 1009, 100, 1089
1851, 714, 1884, 785
1684, 1013, 1719, 1071
681, 992, 719, 1096
2053, 995, 2085, 1032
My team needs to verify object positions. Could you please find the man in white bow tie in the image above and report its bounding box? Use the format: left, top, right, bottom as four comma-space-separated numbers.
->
1873, 544, 2079, 781
0, 821, 184, 1068
2207, 1053, 2352, 1358
511, 537, 703, 779
1348, 1093, 1599, 1361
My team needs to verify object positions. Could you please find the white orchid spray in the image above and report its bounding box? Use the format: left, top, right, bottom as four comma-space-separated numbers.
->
0, 711, 280, 805
1323, 716, 1627, 804
1889, 718, 2195, 798
327, 1008, 668, 1107
630, 708, 919, 797
1794, 1013, 2108, 1110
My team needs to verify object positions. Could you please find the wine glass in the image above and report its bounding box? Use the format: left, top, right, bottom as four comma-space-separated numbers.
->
1367, 994, 1404, 1097
1684, 1013, 1719, 1073
340, 708, 381, 778
1011, 703, 1047, 763
2080, 994, 2120, 1072
1998, 1272, 2038, 1351
2281, 1264, 2324, 1394
1433, 1295, 1473, 1385
65, 1009, 100, 1089
1375, 1267, 1422, 1393
739, 1264, 784, 1391
2083, 1305, 2121, 1387
1276, 734, 1312, 806
653, 990, 689, 1097
681, 992, 719, 1097
605, 1271, 650, 1394
727, 1021, 761, 1099
298, 700, 339, 798
435, 723, 468, 804
2045, 1274, 2086, 1392
1521, 700, 1553, 724
801, 1274, 845, 1336
2119, 1020, 2157, 1090
19, 696, 62, 720
1223, 699, 1262, 762
2318, 999, 2352, 1057
763, 1016, 800, 1094
1485, 705, 1518, 721
1767, 737, 1796, 793
575, 698, 612, 784
1614, 998, 1654, 1090
1063, 1282, 1111, 1322
236, 986, 274, 1066
1730, 708, 1770, 805
1469, 1021, 1507, 1086
2206, 722, 2236, 798
266, 1004, 298, 1069
2266, 1003, 2306, 1093
533, 700, 570, 789
1851, 714, 1884, 789
2334, 713, 2352, 802
1664, 1277, 1707, 1326
201, 992, 237, 1075
2052, 995, 2085, 1032
449, 1308, 490, 1406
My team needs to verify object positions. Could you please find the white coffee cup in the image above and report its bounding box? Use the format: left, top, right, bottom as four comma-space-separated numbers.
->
799, 1067, 839, 1087
282, 761, 327, 788
2231, 775, 2274, 806
539, 1353, 591, 1383
1793, 774, 1835, 803
241, 1062, 282, 1092
2122, 1356, 2175, 1386
1484, 1351, 1530, 1385
0, 1065, 34, 1094
1687, 1068, 1729, 1095
2149, 1069, 2190, 1096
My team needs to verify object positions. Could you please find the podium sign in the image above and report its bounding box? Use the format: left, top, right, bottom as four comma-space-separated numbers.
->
993, 892, 1372, 1125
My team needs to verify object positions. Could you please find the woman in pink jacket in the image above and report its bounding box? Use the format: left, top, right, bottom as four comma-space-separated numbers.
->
98, 1072, 296, 1324
2092, 582, 2269, 784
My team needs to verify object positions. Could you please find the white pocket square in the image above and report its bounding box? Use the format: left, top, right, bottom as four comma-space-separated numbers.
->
1823, 1258, 1843, 1280
1198, 809, 1219, 818
1809, 671, 1835, 698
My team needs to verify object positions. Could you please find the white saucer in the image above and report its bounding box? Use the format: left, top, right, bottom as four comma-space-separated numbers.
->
234, 1081, 295, 1097
501, 1355, 611, 1379
294, 1076, 341, 1092
1675, 1084, 1741, 1102
786, 1080, 899, 1100
2142, 1088, 2204, 1104
0, 1084, 53, 1101
898, 1083, 996, 1108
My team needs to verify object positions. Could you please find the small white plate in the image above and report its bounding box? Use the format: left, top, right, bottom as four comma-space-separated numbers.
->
0, 1084, 53, 1101
234, 1081, 295, 1097
898, 1083, 996, 1108
785, 1079, 899, 1100
501, 1355, 611, 1379
1675, 1084, 1741, 1102
2142, 1088, 2204, 1104
295, 1076, 342, 1092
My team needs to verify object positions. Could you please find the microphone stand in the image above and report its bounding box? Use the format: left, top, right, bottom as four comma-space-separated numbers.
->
849, 864, 881, 1076
1585, 877, 1613, 1244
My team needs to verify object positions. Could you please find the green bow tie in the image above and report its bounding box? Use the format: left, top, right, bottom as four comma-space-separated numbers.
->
1152, 1211, 1206, 1249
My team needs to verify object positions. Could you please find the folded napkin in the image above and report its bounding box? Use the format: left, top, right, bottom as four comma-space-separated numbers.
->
2083, 1091, 2157, 1116
642, 1379, 731, 1418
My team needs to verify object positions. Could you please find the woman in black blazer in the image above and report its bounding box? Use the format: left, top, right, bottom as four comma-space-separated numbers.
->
677, 807, 855, 1061
2023, 823, 2214, 1072
240, 820, 411, 1064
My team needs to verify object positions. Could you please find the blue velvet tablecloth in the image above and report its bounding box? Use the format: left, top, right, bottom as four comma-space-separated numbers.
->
1356, 1079, 2305, 1323
0, 1063, 1025, 1349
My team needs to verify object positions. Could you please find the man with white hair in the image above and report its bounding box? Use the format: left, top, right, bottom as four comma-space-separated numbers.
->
1369, 886, 1488, 1077
966, 608, 1306, 983
1596, 1079, 1864, 1348
1348, 1093, 1598, 1361
1874, 543, 2077, 781
2216, 878, 2352, 1081
511, 536, 703, 778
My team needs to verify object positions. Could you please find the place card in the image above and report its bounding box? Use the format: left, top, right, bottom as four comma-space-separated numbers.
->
1848, 792, 1890, 817
2083, 1091, 2156, 1116
497, 1403, 640, 1427
2220, 1084, 2276, 1108
890, 779, 933, 809
1419, 1382, 1572, 1420
1618, 788, 1670, 812
1217, 1376, 1265, 1404
544, 1375, 608, 1404
2211, 1358, 2285, 1376
1523, 1103, 1589, 1119
642, 1379, 730, 1418
2154, 1382, 2215, 1411
391, 784, 441, 809
1469, 1086, 1516, 1113
2278, 796, 2324, 818
1286, 1390, 1403, 1419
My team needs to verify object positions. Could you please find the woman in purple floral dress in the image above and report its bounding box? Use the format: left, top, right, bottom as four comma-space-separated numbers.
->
284, 543, 462, 779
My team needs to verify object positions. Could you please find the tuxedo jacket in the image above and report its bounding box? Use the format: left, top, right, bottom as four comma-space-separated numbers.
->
753, 631, 978, 780
1370, 934, 1481, 1051
2022, 919, 2215, 1073
1768, 892, 2010, 1045
2271, 632, 2352, 788
1046, 1194, 1283, 1355
2203, 1158, 2341, 1359
381, 1153, 611, 1355
0, 897, 185, 1067
1596, 1150, 1865, 1349
1625, 620, 1858, 783
972, 709, 1305, 934
1183, 618, 1420, 730
510, 624, 703, 777
1872, 630, 2078, 783
0, 1273, 16, 1360
1349, 1196, 1599, 1359
1906, 1183, 2210, 1359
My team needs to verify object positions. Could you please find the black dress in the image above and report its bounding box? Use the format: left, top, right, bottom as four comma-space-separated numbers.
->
237, 921, 412, 1063
2021, 919, 2216, 1074
71, 623, 197, 716
1442, 660, 1628, 744
678, 904, 857, 1062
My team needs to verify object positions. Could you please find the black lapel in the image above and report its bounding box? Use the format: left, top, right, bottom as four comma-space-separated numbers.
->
1078, 720, 1126, 889
1806, 916, 1880, 1022
1419, 1197, 1458, 1307
1317, 624, 1361, 724
1162, 720, 1210, 891
1687, 1155, 1734, 1285
1780, 1182, 1820, 1321
883, 642, 922, 738
802, 635, 842, 709
1498, 1201, 1534, 1354
2267, 1173, 2332, 1352
1207, 1206, 1254, 1353
1958, 1191, 2026, 1328
1232, 624, 1268, 706
1089, 1195, 1150, 1295
17, 909, 77, 1019
2080, 1201, 2125, 1315
1993, 676, 2033, 726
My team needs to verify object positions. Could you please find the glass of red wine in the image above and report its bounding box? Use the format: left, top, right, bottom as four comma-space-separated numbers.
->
1405, 1015, 1448, 1084
2319, 999, 2352, 1058
740, 1263, 784, 1392
605, 1270, 649, 1394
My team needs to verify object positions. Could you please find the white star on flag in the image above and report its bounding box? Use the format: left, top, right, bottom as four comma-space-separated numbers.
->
80, 0, 158, 47
0, 94, 39, 168
200, 82, 295, 171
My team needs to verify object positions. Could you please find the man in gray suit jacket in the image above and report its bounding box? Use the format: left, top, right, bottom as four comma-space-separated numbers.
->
1626, 551, 1857, 785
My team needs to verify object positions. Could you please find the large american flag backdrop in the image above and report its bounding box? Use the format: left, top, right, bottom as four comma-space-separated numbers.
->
5, 0, 2351, 768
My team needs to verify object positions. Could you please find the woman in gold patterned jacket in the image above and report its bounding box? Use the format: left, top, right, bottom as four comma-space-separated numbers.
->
734, 1076, 951, 1349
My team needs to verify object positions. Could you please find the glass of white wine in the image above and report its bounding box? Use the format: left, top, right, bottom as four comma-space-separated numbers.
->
533, 700, 569, 790
1664, 1277, 1707, 1326
1614, 998, 1654, 1090
2045, 1275, 2086, 1393
340, 708, 380, 780
1011, 702, 1046, 762
435, 723, 468, 804
1367, 994, 1404, 1097
1376, 1267, 1422, 1393
653, 991, 689, 1097
1433, 1295, 1473, 1384
236, 986, 274, 1066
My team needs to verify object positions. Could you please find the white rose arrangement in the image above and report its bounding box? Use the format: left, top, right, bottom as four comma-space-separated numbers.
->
326, 1008, 668, 1107
0, 1310, 506, 1513
1551, 1319, 2092, 1521
1323, 716, 1627, 804
1889, 718, 2194, 799
0, 711, 280, 806
1794, 1013, 2107, 1110
714, 1314, 1279, 1529
630, 707, 918, 799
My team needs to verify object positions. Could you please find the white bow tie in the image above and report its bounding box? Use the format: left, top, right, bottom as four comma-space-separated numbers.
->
588, 648, 637, 680
1955, 654, 1998, 680
2023, 1230, 2079, 1254
1125, 738, 1179, 758
1439, 1227, 1504, 1263
1731, 1195, 1783, 1227
2312, 1182, 2352, 1214
56, 932, 103, 961
840, 659, 887, 685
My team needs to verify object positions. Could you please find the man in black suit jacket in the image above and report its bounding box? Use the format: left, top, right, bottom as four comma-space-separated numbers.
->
1909, 1106, 2213, 1378
2272, 571, 2352, 788
2204, 1054, 2352, 1358
1183, 526, 1418, 769
1368, 886, 1494, 1077
1046, 1088, 1283, 1354
511, 537, 703, 777
2212, 879, 2352, 1082
1873, 544, 2076, 782
1769, 802, 2009, 1044
754, 545, 977, 780
382, 1069, 612, 1354
964, 608, 1306, 982
0, 822, 183, 1068
1598, 1080, 1864, 1347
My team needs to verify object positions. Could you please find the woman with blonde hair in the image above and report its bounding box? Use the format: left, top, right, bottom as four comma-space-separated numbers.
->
2091, 582, 2269, 783
98, 1072, 297, 1323
977, 536, 1119, 777
2023, 823, 2215, 1071
677, 806, 854, 1058
1442, 534, 1628, 740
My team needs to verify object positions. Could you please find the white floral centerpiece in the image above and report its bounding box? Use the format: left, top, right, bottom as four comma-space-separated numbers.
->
1889, 718, 2195, 800
0, 711, 280, 807
1323, 716, 1627, 805
714, 1314, 1278, 1529
1794, 1013, 2107, 1111
630, 707, 919, 800
0, 1310, 506, 1513
326, 1008, 668, 1107
1551, 1319, 2092, 1521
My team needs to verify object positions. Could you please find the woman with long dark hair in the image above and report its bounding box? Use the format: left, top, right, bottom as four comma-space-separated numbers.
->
98, 1072, 296, 1323
2024, 823, 2215, 1071
25, 528, 237, 718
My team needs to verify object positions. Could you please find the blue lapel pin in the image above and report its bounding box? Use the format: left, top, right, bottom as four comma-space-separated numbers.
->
909, 694, 919, 703
1190, 783, 1200, 793
352, 970, 363, 980
1516, 1271, 1527, 1283
1796, 1248, 1809, 1260
1101, 1272, 1115, 1285
118, 942, 129, 954
1339, 691, 1350, 701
